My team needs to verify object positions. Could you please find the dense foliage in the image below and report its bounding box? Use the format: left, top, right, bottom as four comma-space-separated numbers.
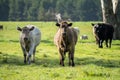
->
0, 0, 102, 21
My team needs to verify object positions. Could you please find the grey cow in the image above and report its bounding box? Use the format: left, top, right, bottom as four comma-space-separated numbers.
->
17, 25, 41, 64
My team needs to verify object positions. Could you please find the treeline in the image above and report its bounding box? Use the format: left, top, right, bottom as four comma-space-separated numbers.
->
0, 0, 102, 21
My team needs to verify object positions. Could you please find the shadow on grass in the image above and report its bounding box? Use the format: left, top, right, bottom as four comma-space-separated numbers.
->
112, 44, 120, 46
0, 40, 5, 42
0, 40, 19, 43
75, 57, 120, 68
0, 52, 60, 68
0, 52, 120, 68
41, 40, 52, 43
0, 52, 25, 66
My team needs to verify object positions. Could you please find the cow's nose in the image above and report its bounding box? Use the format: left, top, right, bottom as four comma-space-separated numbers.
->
62, 32, 66, 36
24, 37, 28, 41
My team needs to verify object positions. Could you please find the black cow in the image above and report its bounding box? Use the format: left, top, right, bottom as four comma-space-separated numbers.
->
91, 23, 114, 48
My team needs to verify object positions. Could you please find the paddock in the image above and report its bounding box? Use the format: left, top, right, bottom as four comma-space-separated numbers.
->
0, 22, 120, 80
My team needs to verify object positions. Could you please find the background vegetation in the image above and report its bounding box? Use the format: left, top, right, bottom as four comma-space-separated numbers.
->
0, 0, 101, 21
0, 22, 120, 80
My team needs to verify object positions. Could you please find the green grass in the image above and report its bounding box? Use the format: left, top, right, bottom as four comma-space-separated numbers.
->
0, 21, 120, 80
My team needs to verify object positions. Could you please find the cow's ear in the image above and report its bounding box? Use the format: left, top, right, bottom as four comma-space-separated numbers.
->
30, 26, 34, 31
91, 23, 95, 26
17, 27, 22, 31
68, 23, 72, 27
56, 23, 60, 27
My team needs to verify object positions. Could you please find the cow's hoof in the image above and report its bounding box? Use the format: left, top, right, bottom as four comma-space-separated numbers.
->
27, 61, 31, 65
61, 64, 64, 66
69, 63, 71, 66
60, 62, 61, 65
24, 60, 27, 64
72, 63, 75, 67
99, 46, 103, 48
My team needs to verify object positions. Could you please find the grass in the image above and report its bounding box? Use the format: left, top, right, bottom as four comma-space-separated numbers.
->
0, 21, 120, 80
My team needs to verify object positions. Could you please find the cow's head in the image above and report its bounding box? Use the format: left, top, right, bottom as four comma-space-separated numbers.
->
91, 23, 103, 34
92, 23, 105, 47
56, 21, 72, 37
17, 26, 34, 43
91, 23, 101, 44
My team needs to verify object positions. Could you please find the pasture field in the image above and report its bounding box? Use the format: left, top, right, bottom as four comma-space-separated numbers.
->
0, 21, 120, 80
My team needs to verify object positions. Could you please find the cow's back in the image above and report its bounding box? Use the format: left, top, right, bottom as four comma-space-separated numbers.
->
73, 27, 80, 36
96, 23, 114, 39
103, 24, 114, 38
71, 28, 78, 45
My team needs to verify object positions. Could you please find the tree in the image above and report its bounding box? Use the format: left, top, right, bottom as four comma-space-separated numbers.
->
0, 0, 9, 21
15, 0, 25, 21
0, 0, 102, 21
38, 5, 45, 21
9, 0, 16, 21
101, 0, 120, 39
79, 0, 101, 21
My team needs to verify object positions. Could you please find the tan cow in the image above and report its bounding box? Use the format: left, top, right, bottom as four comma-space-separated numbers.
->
54, 21, 78, 66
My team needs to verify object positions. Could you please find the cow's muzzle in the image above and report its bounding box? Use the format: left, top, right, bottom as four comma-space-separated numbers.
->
24, 37, 28, 42
62, 32, 66, 37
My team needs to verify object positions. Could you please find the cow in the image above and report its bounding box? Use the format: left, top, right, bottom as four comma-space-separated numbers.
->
91, 23, 114, 48
17, 25, 41, 64
0, 25, 3, 30
80, 35, 88, 40
54, 21, 78, 66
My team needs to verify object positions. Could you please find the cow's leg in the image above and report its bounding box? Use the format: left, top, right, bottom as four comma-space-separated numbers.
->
105, 39, 108, 48
101, 40, 104, 48
109, 39, 112, 48
69, 49, 75, 67
21, 45, 27, 64
98, 40, 101, 48
27, 54, 31, 64
59, 48, 64, 66
68, 52, 71, 66
24, 54, 27, 63
71, 50, 75, 67
32, 47, 36, 63
99, 40, 103, 48
27, 45, 35, 64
